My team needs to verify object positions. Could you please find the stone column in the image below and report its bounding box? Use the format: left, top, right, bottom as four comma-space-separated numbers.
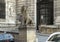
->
54, 0, 60, 25
5, 0, 16, 24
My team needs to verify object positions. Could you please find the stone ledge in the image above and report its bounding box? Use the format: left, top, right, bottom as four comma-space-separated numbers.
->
0, 29, 19, 33
19, 24, 36, 29
27, 25, 36, 29
0, 22, 21, 28
0, 22, 16, 26
39, 25, 59, 28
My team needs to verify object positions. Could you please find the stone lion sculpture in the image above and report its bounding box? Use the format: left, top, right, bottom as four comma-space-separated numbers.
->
21, 5, 33, 25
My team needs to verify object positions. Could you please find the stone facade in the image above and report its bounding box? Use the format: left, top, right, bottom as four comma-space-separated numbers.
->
0, 0, 17, 32
0, 0, 36, 42
38, 0, 60, 34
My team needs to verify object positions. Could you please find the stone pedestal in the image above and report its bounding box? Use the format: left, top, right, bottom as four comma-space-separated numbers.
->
12, 26, 36, 42
13, 28, 27, 42
27, 26, 36, 42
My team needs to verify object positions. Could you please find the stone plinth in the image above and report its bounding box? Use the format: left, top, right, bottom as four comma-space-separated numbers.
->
27, 26, 36, 42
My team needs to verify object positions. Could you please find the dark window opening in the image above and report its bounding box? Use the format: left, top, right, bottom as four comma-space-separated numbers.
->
37, 0, 53, 25
37, 0, 53, 30
0, 0, 5, 19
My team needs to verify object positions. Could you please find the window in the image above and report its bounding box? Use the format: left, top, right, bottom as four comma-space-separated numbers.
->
37, 0, 53, 25
0, 0, 5, 19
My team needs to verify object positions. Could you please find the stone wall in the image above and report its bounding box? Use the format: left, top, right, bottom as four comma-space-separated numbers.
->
0, 0, 17, 32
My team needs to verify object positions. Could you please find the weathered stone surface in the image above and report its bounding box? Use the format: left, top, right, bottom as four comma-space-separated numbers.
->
54, 0, 60, 25
27, 26, 36, 42
6, 0, 16, 23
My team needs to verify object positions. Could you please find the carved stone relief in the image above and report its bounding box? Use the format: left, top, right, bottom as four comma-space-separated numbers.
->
6, 0, 16, 23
